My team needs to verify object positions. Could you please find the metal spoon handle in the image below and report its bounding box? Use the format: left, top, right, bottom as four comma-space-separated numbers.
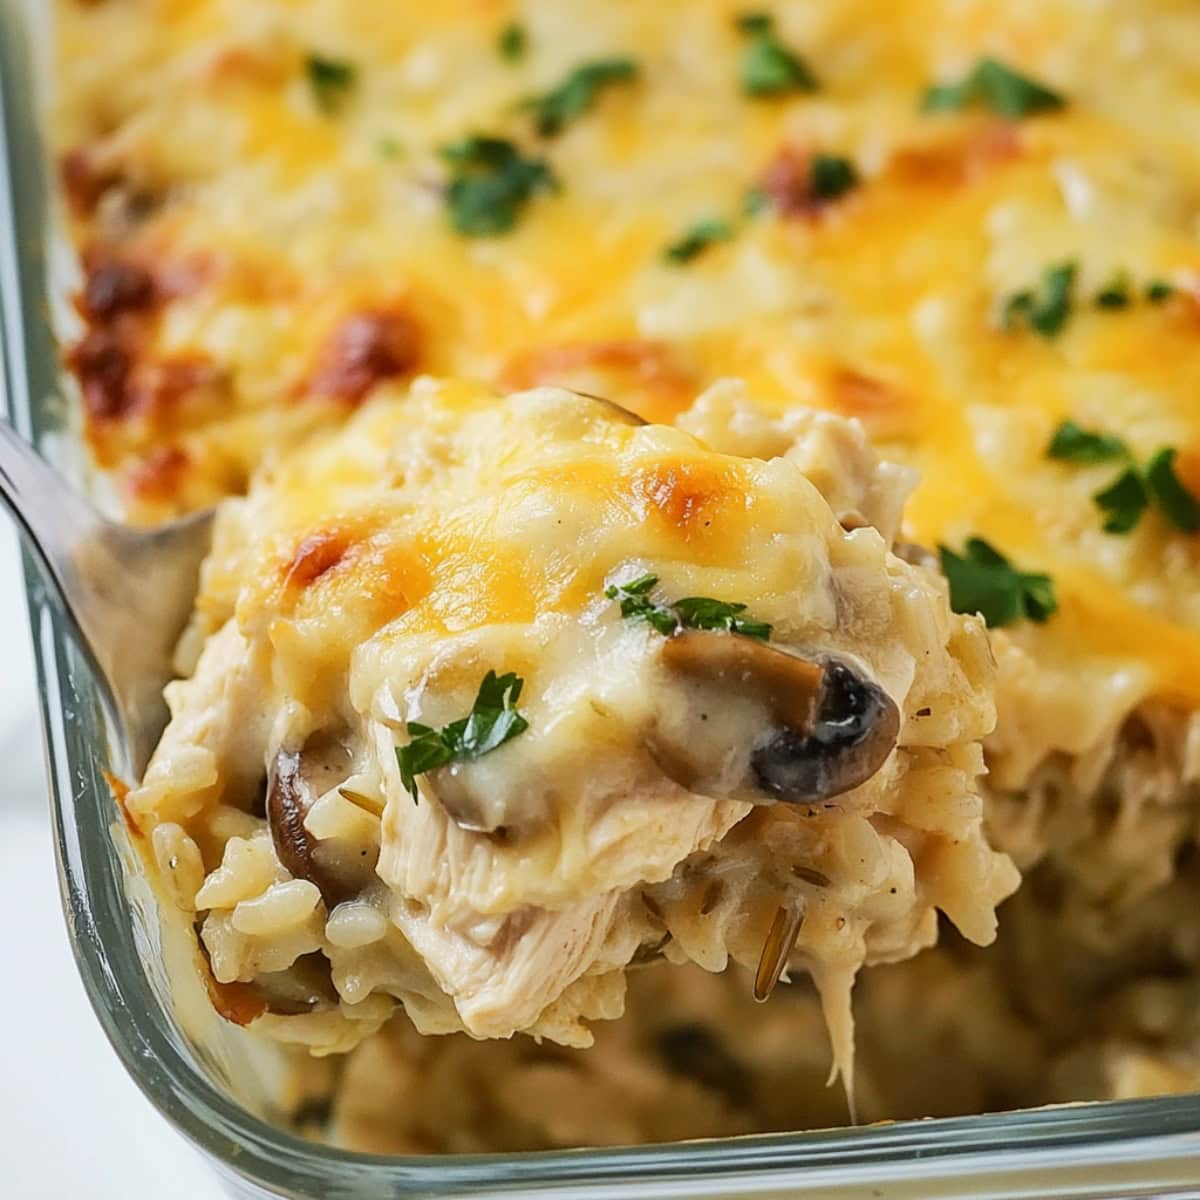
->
0, 418, 107, 635
0, 419, 213, 774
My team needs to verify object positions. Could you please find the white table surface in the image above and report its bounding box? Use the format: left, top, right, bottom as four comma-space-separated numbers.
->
0, 523, 218, 1198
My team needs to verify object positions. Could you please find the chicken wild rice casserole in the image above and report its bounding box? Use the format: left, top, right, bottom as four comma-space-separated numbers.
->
48, 0, 1200, 1149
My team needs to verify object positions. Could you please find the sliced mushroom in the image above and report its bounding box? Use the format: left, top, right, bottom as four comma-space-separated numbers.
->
660, 632, 824, 730
650, 631, 899, 806
267, 735, 356, 906
751, 657, 900, 804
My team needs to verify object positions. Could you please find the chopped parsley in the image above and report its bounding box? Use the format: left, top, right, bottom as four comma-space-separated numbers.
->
663, 218, 734, 264
1046, 420, 1129, 465
377, 136, 405, 160
809, 154, 859, 200
1091, 271, 1175, 310
1046, 422, 1200, 535
1095, 271, 1132, 310
938, 539, 1057, 628
1146, 279, 1176, 304
606, 574, 772, 640
498, 22, 527, 62
1001, 260, 1077, 338
439, 136, 557, 236
1146, 448, 1200, 533
305, 54, 357, 115
1094, 468, 1149, 534
396, 671, 530, 802
521, 57, 638, 136
922, 56, 1064, 119
737, 13, 818, 97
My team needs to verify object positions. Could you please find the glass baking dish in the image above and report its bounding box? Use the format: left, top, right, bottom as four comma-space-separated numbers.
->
3, 3, 1200, 1196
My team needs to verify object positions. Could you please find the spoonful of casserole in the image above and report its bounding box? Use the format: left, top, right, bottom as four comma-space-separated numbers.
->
126, 377, 1017, 1089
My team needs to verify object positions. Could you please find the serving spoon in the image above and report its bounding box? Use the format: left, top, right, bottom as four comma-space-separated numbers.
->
0, 419, 213, 776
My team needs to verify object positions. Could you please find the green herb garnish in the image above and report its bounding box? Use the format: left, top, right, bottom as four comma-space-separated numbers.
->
1046, 420, 1129, 465
1146, 448, 1200, 532
305, 54, 357, 115
498, 22, 527, 62
1001, 260, 1077, 338
606, 574, 772, 640
520, 57, 638, 136
1068, 268, 1175, 315
922, 56, 1064, 119
606, 574, 678, 635
663, 218, 734, 264
377, 137, 405, 160
737, 12, 818, 97
810, 154, 859, 200
1095, 271, 1132, 310
1094, 468, 1149, 534
938, 538, 1057, 627
673, 597, 773, 640
396, 671, 530, 801
439, 136, 557, 236
1146, 279, 1175, 304
1047, 424, 1199, 535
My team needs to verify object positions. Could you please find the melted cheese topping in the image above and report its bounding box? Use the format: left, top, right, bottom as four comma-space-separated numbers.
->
133, 380, 1012, 1055
54, 4, 1200, 728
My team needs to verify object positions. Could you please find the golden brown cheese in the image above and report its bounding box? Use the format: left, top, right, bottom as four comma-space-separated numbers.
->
52, 0, 1200, 725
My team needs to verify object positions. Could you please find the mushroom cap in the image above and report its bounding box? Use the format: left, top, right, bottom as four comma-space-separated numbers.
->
266, 737, 356, 905
651, 631, 900, 807
751, 656, 901, 804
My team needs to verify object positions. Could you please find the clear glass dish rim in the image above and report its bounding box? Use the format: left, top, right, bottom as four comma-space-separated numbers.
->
3, 2, 1200, 1194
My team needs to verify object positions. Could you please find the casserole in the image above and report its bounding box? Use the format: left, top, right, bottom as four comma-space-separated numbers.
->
126, 372, 1012, 1075
5, 0, 1200, 1195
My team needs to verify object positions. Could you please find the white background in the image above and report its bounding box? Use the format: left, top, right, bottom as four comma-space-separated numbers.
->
0, 522, 217, 1198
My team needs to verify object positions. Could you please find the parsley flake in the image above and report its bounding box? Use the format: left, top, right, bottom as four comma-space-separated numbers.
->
498, 22, 527, 62
1046, 420, 1129, 465
306, 54, 357, 115
737, 12, 818, 97
1049, 428, 1199, 536
1146, 279, 1175, 304
922, 57, 1064, 119
521, 57, 638, 137
396, 671, 530, 802
1094, 468, 1149, 534
1001, 261, 1077, 338
439, 136, 557, 236
810, 154, 859, 200
1095, 271, 1132, 310
663, 218, 734, 265
1146, 448, 1200, 533
606, 574, 678, 636
938, 538, 1057, 628
605, 574, 772, 640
